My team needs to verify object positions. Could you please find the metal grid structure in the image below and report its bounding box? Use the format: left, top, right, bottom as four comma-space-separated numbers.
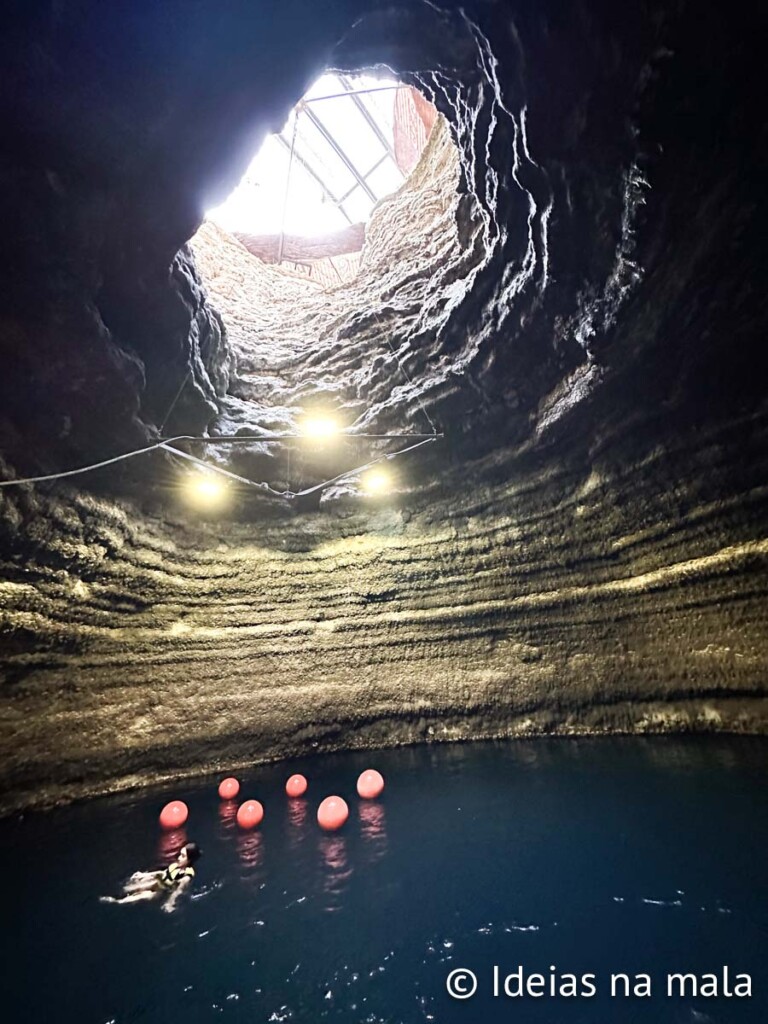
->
208, 73, 410, 246
277, 74, 408, 237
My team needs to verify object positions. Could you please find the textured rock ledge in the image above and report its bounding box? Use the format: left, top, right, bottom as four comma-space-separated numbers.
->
2, 401, 766, 814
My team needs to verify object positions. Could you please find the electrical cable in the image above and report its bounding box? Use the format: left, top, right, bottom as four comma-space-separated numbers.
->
157, 433, 441, 441
160, 444, 285, 496
0, 433, 441, 494
161, 436, 438, 500
158, 368, 192, 433
375, 310, 438, 434
276, 107, 300, 266
0, 437, 188, 488
288, 435, 437, 497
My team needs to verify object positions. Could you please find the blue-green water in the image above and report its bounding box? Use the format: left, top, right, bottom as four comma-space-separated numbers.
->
3, 737, 767, 1023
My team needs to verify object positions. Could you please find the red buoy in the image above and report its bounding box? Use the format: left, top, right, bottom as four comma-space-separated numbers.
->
236, 799, 264, 829
218, 777, 240, 800
159, 800, 188, 829
285, 774, 308, 798
357, 769, 385, 799
317, 795, 349, 832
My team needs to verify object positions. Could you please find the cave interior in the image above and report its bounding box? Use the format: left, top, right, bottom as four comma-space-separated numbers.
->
0, 0, 766, 815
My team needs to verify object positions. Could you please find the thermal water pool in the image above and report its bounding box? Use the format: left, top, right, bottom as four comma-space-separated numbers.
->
3, 737, 767, 1023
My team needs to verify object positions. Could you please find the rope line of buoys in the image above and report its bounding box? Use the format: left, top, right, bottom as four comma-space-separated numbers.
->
158, 768, 384, 832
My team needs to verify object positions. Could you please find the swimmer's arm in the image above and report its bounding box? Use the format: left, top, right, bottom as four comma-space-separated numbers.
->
161, 875, 191, 914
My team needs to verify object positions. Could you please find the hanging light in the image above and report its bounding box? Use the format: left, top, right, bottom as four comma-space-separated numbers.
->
299, 413, 341, 440
183, 468, 229, 509
361, 467, 392, 495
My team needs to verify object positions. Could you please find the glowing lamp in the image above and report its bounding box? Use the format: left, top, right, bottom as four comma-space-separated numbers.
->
183, 470, 229, 509
362, 467, 391, 495
300, 414, 340, 440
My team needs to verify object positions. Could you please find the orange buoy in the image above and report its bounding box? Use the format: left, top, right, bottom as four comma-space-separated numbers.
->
218, 777, 240, 800
159, 800, 188, 829
285, 774, 308, 798
357, 769, 385, 799
317, 795, 349, 832
236, 799, 264, 829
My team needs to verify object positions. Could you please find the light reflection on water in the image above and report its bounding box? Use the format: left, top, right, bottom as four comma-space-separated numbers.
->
157, 826, 187, 864
286, 797, 310, 848
359, 800, 388, 862
237, 829, 265, 875
1, 737, 767, 1024
217, 798, 237, 835
318, 834, 353, 913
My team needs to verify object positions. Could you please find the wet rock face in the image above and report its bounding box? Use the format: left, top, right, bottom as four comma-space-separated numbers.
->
1, 1, 767, 811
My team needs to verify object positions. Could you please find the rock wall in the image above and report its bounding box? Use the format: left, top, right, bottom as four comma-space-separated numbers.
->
0, 0, 766, 812
2, 409, 766, 815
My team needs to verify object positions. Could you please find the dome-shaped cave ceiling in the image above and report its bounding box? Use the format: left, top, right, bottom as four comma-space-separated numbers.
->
0, 0, 766, 812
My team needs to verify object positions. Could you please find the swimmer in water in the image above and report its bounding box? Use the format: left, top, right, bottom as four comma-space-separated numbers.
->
100, 842, 202, 913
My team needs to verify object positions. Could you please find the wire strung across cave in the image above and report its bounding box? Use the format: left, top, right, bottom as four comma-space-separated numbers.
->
160, 435, 440, 499
366, 300, 439, 436
1, 301, 446, 499
0, 433, 442, 499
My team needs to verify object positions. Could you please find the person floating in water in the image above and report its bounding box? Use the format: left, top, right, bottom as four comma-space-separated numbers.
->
100, 842, 202, 913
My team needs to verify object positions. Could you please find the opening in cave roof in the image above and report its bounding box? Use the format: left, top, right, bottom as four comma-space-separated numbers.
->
202, 71, 438, 286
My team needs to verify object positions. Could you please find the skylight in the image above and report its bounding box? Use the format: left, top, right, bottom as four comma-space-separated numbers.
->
207, 73, 408, 238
